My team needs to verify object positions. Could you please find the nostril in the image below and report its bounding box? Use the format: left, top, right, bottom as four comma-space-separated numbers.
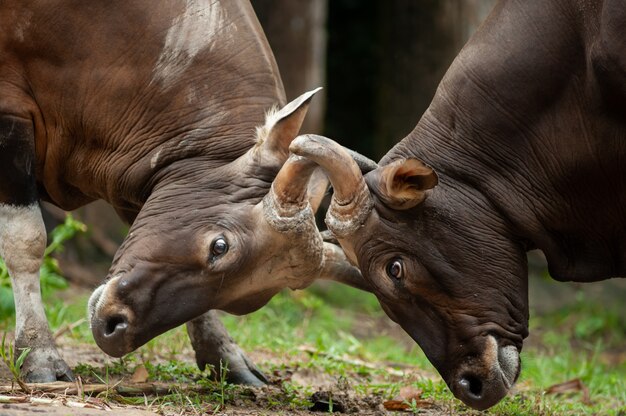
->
459, 374, 483, 399
104, 315, 128, 337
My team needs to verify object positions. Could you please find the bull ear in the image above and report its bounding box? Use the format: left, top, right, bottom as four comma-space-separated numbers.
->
365, 158, 438, 210
257, 87, 322, 162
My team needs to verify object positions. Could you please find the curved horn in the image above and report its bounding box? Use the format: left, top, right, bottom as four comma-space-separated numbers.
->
343, 148, 378, 174
307, 168, 330, 213
290, 134, 373, 237
263, 154, 319, 232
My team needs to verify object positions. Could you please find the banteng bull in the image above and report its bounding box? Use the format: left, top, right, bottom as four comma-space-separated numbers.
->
291, 0, 626, 410
0, 0, 361, 384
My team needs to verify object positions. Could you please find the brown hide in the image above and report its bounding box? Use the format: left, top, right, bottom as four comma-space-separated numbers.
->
0, 0, 284, 212
292, 0, 626, 411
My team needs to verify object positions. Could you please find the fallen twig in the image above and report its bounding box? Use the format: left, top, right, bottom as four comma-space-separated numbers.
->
53, 318, 87, 339
0, 394, 110, 410
0, 381, 227, 397
0, 395, 28, 403
545, 378, 592, 405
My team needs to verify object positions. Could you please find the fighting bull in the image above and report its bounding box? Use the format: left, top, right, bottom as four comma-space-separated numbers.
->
0, 0, 363, 384
292, 0, 626, 409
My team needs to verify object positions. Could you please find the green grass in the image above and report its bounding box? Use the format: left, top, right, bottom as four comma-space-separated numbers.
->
68, 283, 616, 415
1, 282, 622, 415
0, 280, 622, 415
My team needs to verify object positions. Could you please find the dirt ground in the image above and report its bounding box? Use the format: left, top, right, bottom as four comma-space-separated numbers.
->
0, 328, 452, 416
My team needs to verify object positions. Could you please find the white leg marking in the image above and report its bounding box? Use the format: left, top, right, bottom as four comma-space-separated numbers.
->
0, 203, 51, 346
0, 203, 75, 381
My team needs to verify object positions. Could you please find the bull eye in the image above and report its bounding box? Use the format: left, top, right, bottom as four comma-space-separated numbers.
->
386, 258, 403, 280
210, 237, 229, 260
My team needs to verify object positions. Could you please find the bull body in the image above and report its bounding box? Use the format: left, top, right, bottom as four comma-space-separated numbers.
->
0, 0, 358, 384
292, 0, 625, 409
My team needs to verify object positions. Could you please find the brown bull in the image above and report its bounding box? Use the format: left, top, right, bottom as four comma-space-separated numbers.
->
291, 0, 626, 410
0, 0, 361, 384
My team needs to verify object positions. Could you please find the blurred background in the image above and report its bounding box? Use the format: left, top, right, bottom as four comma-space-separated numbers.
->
255, 0, 496, 158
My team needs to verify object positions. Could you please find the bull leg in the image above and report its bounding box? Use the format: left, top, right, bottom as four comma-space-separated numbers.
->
0, 116, 73, 382
186, 310, 267, 386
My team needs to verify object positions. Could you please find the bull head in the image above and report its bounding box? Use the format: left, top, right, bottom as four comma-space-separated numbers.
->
88, 89, 363, 357
291, 134, 529, 410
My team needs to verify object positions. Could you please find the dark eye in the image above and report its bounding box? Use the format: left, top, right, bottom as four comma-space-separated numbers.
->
386, 258, 403, 280
210, 237, 228, 259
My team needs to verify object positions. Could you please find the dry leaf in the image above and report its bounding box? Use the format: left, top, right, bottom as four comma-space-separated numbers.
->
130, 365, 149, 383
545, 378, 591, 405
383, 398, 434, 411
383, 399, 411, 411
383, 387, 433, 411
398, 386, 423, 401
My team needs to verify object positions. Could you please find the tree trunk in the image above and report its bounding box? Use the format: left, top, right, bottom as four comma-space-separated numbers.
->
324, 0, 496, 159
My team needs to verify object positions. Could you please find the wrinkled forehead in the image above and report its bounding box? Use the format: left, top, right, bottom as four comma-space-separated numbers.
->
157, 198, 259, 235
150, 169, 273, 210
355, 221, 415, 267
110, 200, 257, 271
359, 200, 423, 240
127, 180, 262, 244
199, 160, 279, 204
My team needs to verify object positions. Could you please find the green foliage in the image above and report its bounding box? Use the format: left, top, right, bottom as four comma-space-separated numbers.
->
216, 360, 230, 410
534, 290, 625, 349
219, 287, 433, 375
0, 214, 86, 320
145, 359, 204, 383
0, 332, 30, 391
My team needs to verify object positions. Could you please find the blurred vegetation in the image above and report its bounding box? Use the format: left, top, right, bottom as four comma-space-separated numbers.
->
0, 214, 86, 321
